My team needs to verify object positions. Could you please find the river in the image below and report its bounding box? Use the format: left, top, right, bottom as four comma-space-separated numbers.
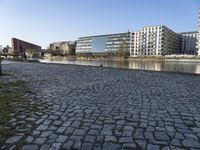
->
39, 59, 200, 74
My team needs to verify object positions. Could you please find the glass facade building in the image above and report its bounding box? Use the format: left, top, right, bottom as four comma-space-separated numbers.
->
76, 33, 130, 53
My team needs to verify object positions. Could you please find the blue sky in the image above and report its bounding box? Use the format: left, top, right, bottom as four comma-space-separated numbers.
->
0, 0, 199, 48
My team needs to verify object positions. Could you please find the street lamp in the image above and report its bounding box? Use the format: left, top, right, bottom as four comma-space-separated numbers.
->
0, 56, 2, 76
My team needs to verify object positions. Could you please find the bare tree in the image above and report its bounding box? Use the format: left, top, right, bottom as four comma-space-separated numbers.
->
117, 41, 130, 57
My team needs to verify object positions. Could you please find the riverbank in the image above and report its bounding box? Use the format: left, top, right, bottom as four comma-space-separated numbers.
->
43, 55, 200, 62
39, 58, 200, 74
1, 62, 200, 149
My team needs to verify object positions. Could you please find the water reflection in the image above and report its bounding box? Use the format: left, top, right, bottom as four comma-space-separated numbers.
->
1, 60, 16, 64
40, 59, 200, 74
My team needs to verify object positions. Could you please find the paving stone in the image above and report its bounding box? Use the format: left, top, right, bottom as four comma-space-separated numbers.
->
147, 144, 160, 150
49, 143, 62, 150
6, 136, 22, 144
56, 135, 68, 143
105, 136, 117, 142
65, 127, 74, 135
49, 133, 58, 139
84, 135, 96, 143
49, 115, 59, 120
97, 135, 104, 142
134, 131, 144, 139
136, 140, 147, 150
124, 126, 134, 131
103, 124, 115, 130
93, 143, 101, 150
145, 132, 155, 142
22, 145, 39, 150
34, 138, 47, 145
101, 130, 113, 136
88, 129, 99, 135
165, 126, 176, 132
122, 130, 133, 137
119, 137, 133, 143
62, 140, 73, 150
53, 120, 63, 126
73, 129, 86, 135
41, 130, 53, 137
174, 133, 184, 139
47, 139, 55, 144
171, 139, 182, 146
62, 121, 72, 127
25, 136, 34, 143
91, 124, 102, 130
182, 139, 200, 148
81, 143, 93, 150
73, 140, 82, 149
155, 131, 170, 141
116, 120, 125, 125
103, 142, 121, 150
71, 120, 81, 128
191, 127, 200, 133
122, 143, 137, 149
48, 126, 58, 131
36, 125, 48, 131
40, 144, 50, 150
56, 126, 67, 134
162, 146, 171, 150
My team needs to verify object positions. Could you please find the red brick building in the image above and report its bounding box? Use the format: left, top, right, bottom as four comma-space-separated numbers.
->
12, 38, 41, 55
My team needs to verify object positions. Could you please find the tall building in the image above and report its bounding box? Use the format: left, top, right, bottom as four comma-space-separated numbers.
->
0, 45, 2, 53
180, 31, 198, 55
197, 5, 200, 55
12, 38, 41, 55
130, 26, 181, 57
49, 41, 76, 55
77, 19, 200, 57
76, 32, 130, 54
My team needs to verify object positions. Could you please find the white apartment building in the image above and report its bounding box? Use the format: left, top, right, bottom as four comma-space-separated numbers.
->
180, 32, 198, 55
130, 25, 181, 57
197, 6, 200, 55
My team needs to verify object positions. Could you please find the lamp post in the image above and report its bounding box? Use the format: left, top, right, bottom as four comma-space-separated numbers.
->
0, 57, 2, 76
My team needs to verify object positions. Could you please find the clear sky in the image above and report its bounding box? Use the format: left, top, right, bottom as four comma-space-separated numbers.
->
0, 0, 199, 48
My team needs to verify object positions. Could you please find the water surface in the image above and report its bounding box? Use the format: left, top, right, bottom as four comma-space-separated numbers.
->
40, 59, 200, 74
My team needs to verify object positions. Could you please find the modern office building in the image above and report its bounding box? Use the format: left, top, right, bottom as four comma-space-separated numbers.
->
12, 38, 41, 55
180, 31, 198, 55
197, 6, 200, 55
130, 25, 181, 57
76, 32, 130, 54
49, 41, 76, 55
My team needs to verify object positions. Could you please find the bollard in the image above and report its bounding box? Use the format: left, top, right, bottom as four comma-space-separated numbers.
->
0, 58, 1, 76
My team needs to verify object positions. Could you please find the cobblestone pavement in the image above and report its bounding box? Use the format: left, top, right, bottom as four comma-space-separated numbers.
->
1, 62, 200, 150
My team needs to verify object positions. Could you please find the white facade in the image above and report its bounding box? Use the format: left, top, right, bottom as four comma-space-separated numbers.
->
130, 26, 181, 57
76, 37, 92, 53
180, 32, 198, 55
197, 6, 200, 55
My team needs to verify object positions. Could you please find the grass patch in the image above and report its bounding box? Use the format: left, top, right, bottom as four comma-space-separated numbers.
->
0, 80, 25, 136
0, 72, 10, 76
